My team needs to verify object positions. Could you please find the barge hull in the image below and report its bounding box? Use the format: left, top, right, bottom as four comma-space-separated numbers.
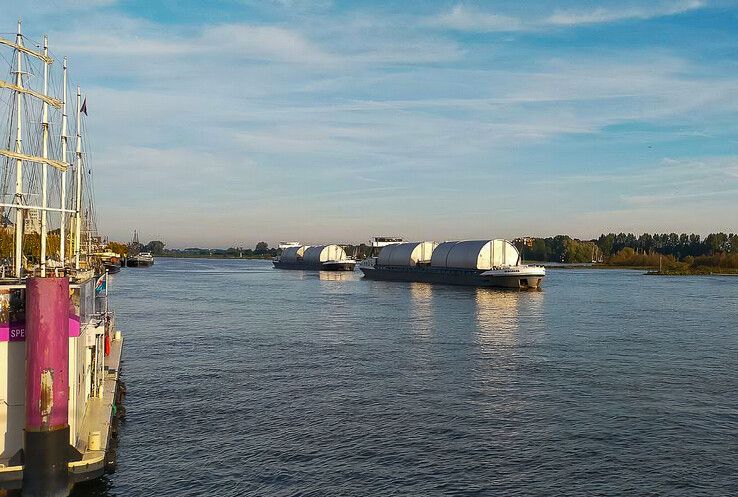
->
126, 260, 153, 268
273, 261, 356, 272
360, 266, 543, 289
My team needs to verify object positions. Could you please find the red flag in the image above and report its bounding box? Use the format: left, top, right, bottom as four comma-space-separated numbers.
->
81, 98, 88, 116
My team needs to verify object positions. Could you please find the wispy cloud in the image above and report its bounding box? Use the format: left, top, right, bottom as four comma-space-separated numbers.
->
547, 0, 706, 26
4, 1, 737, 244
428, 5, 524, 32
431, 1, 708, 32
55, 21, 338, 64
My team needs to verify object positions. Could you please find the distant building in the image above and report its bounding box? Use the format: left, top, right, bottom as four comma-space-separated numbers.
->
24, 209, 41, 235
370, 236, 403, 248
514, 237, 535, 248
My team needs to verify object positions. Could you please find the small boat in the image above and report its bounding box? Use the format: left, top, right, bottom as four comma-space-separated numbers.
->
273, 244, 356, 271
126, 252, 154, 267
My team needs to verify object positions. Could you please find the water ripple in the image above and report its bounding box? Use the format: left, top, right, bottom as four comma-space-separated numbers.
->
67, 260, 738, 497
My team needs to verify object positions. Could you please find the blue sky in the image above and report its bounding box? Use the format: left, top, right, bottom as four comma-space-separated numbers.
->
3, 0, 738, 247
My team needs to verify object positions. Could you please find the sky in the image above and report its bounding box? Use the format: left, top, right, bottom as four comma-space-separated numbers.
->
2, 0, 738, 247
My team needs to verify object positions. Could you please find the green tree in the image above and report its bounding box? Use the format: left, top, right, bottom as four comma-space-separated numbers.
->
145, 240, 166, 255
254, 241, 269, 254
107, 241, 129, 256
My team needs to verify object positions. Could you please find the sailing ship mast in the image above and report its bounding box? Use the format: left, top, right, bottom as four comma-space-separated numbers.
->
74, 85, 82, 270
60, 57, 68, 264
41, 35, 49, 276
0, 20, 76, 278
13, 20, 24, 278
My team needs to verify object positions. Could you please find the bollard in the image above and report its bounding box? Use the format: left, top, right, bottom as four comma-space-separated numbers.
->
22, 277, 70, 497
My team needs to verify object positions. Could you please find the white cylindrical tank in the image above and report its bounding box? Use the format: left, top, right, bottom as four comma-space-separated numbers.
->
303, 245, 348, 264
280, 245, 307, 263
431, 240, 520, 269
378, 242, 437, 266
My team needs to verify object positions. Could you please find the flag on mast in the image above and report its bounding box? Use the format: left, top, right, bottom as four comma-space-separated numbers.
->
95, 272, 106, 294
81, 97, 88, 116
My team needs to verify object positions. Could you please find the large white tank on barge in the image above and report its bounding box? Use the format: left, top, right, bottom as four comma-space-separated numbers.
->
362, 238, 543, 289
378, 242, 437, 266
431, 239, 520, 269
279, 245, 309, 263
303, 245, 348, 264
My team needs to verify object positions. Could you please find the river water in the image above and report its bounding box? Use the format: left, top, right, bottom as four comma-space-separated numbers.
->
71, 258, 737, 496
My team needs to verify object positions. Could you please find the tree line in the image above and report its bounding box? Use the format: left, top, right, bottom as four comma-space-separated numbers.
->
517, 232, 738, 268
596, 232, 738, 259
151, 241, 278, 258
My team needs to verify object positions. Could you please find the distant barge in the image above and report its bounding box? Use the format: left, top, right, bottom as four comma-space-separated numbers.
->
273, 244, 356, 271
126, 252, 154, 267
360, 240, 545, 289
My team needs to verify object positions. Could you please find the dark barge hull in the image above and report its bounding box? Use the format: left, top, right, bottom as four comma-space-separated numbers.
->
273, 260, 356, 271
126, 259, 153, 268
360, 266, 543, 289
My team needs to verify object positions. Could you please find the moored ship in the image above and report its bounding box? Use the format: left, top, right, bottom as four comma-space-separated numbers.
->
0, 21, 125, 496
273, 244, 356, 271
360, 239, 545, 289
126, 251, 154, 267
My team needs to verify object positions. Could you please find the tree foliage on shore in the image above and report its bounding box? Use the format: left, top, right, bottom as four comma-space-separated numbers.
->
161, 241, 278, 258
518, 235, 597, 263
517, 232, 738, 271
106, 241, 128, 255
596, 232, 738, 259
0, 231, 61, 262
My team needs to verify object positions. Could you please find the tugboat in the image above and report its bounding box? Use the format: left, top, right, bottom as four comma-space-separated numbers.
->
360, 239, 545, 289
0, 21, 126, 495
273, 244, 356, 271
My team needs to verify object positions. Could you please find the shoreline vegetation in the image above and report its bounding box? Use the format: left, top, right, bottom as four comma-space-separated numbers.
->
94, 232, 737, 276
516, 233, 738, 276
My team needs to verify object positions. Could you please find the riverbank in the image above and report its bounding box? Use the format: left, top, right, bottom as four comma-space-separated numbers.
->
646, 268, 738, 276
538, 262, 738, 275
158, 254, 273, 260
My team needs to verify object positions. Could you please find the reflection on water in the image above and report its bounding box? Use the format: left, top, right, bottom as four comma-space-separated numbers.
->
474, 288, 520, 347
408, 282, 433, 338
318, 271, 354, 281
65, 260, 737, 497
473, 288, 544, 348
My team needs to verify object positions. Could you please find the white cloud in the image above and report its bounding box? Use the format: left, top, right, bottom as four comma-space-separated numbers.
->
431, 1, 708, 32
200, 24, 338, 64
9, 5, 737, 244
54, 21, 337, 64
429, 5, 524, 32
547, 0, 706, 26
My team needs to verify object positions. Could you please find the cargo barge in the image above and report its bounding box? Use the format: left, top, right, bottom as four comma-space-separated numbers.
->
273, 244, 356, 271
360, 240, 545, 289
126, 252, 154, 267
